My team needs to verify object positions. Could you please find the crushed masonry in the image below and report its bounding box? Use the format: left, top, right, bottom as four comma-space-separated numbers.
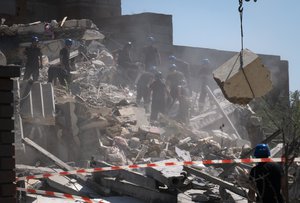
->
0, 15, 294, 203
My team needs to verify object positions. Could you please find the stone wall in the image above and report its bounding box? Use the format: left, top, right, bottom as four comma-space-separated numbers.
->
59, 0, 121, 21
98, 13, 173, 59
0, 0, 121, 24
26, 0, 60, 22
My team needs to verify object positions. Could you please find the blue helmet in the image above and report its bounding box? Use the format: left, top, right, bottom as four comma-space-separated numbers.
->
147, 36, 155, 43
124, 41, 132, 48
169, 63, 177, 71
149, 66, 157, 74
254, 144, 270, 158
31, 36, 39, 42
65, 38, 73, 46
201, 59, 210, 65
155, 71, 162, 80
169, 55, 176, 61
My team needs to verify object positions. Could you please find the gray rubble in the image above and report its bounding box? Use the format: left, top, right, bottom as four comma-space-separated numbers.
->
6, 18, 296, 203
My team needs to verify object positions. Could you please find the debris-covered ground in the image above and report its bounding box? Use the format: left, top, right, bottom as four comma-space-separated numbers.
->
2, 19, 298, 203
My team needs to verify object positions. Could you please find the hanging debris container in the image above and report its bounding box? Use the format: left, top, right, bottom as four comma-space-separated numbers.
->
213, 49, 272, 105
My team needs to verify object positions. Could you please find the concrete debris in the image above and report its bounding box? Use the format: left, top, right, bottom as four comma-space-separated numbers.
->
10, 18, 285, 203
213, 49, 272, 105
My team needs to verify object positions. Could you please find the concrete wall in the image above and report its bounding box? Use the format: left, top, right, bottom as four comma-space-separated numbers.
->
59, 0, 121, 20
98, 13, 173, 57
0, 0, 121, 24
0, 0, 16, 15
26, 0, 60, 22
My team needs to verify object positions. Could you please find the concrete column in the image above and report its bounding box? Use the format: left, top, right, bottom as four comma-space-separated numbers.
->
0, 65, 20, 203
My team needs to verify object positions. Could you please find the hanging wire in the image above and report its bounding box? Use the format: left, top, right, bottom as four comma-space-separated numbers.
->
239, 0, 244, 69
238, 0, 256, 98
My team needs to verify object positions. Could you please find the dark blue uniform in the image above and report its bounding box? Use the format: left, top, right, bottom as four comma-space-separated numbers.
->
250, 162, 284, 203
24, 46, 42, 81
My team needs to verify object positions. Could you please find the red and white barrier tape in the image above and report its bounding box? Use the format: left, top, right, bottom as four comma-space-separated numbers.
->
17, 187, 110, 203
16, 157, 300, 182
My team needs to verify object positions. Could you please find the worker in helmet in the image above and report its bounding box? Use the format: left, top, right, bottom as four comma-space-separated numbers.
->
198, 59, 211, 112
141, 36, 161, 71
114, 41, 139, 84
248, 144, 287, 203
115, 41, 137, 69
176, 80, 190, 124
23, 36, 43, 81
136, 66, 156, 113
48, 39, 73, 86
60, 39, 73, 84
61, 39, 73, 73
169, 55, 191, 93
166, 64, 185, 106
149, 71, 169, 121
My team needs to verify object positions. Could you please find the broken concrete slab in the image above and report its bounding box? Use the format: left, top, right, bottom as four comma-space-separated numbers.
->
82, 29, 105, 41
213, 49, 272, 105
93, 161, 157, 190
184, 166, 247, 197
145, 159, 186, 190
139, 125, 165, 136
22, 137, 110, 195
175, 147, 191, 161
47, 172, 99, 197
99, 177, 177, 203
115, 106, 138, 125
270, 143, 283, 158
16, 164, 60, 174
78, 117, 109, 131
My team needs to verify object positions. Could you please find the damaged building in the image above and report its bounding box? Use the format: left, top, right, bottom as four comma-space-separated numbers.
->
0, 1, 299, 203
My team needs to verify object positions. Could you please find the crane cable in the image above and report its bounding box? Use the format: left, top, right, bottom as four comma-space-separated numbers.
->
238, 0, 256, 99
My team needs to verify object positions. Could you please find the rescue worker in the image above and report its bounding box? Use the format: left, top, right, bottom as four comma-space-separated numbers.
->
48, 39, 73, 86
166, 64, 185, 106
116, 41, 138, 70
114, 41, 139, 84
141, 36, 161, 71
248, 144, 287, 203
136, 67, 155, 113
60, 38, 73, 76
23, 36, 43, 81
169, 55, 191, 92
198, 59, 211, 112
176, 80, 190, 124
149, 71, 169, 121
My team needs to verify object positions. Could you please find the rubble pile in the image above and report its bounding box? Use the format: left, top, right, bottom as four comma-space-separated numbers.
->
9, 19, 298, 203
